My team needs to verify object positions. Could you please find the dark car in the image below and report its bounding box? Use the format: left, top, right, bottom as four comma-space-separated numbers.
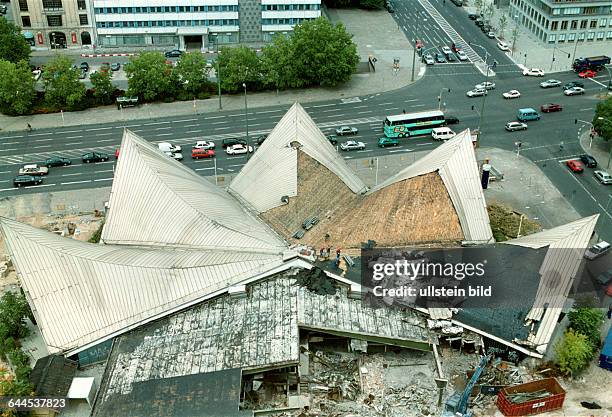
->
435, 53, 446, 63
468, 13, 479, 19
222, 138, 247, 148
563, 81, 584, 90
164, 49, 183, 58
110, 62, 121, 71
446, 53, 456, 62
79, 69, 87, 79
445, 116, 460, 125
540, 103, 563, 113
255, 135, 267, 145
13, 175, 43, 187
326, 135, 338, 145
579, 154, 597, 168
475, 19, 485, 27
45, 156, 72, 167
82, 152, 110, 163
80, 62, 89, 71
387, 5, 394, 12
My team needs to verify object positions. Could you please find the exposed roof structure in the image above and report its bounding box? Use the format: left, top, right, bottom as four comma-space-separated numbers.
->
101, 129, 285, 253
0, 217, 285, 354
371, 130, 493, 244
30, 355, 78, 397
229, 102, 368, 213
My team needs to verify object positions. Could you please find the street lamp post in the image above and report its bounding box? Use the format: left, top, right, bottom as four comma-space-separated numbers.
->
470, 43, 491, 140
213, 35, 222, 110
243, 82, 250, 161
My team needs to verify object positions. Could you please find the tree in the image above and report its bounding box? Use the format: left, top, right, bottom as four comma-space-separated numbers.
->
217, 46, 264, 93
125, 52, 177, 101
0, 60, 36, 115
261, 34, 302, 89
0, 292, 31, 343
498, 14, 508, 39
89, 69, 115, 105
290, 18, 359, 87
510, 24, 520, 54
568, 307, 604, 350
175, 53, 210, 97
473, 0, 484, 14
0, 17, 30, 64
42, 56, 86, 110
359, 0, 384, 9
555, 329, 593, 376
484, 3, 495, 22
593, 97, 612, 141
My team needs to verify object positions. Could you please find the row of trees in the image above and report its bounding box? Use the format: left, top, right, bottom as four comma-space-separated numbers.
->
555, 307, 604, 376
594, 97, 612, 141
323, 0, 385, 10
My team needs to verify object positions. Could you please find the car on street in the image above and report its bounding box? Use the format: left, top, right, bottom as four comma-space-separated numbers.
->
594, 170, 612, 184
226, 144, 254, 155
456, 50, 468, 61
431, 127, 456, 141
340, 140, 366, 151
467, 88, 488, 97
82, 151, 110, 163
13, 175, 43, 187
505, 121, 528, 131
255, 135, 267, 145
158, 142, 181, 153
110, 62, 121, 71
80, 62, 89, 71
18, 164, 48, 176
446, 53, 456, 62
164, 49, 183, 58
424, 54, 435, 65
327, 135, 338, 145
475, 81, 496, 90
100, 62, 111, 72
191, 148, 215, 159
497, 41, 510, 51
475, 19, 485, 27
540, 103, 563, 113
523, 68, 545, 76
481, 24, 492, 33
486, 31, 496, 38
441, 46, 452, 55
566, 160, 584, 173
335, 126, 358, 136
45, 156, 71, 167
502, 90, 521, 99
164, 151, 183, 161
445, 115, 460, 124
222, 138, 247, 148
378, 137, 400, 147
578, 69, 597, 78
435, 53, 446, 63
580, 154, 597, 167
563, 81, 584, 90
468, 13, 479, 19
584, 241, 611, 260
540, 79, 561, 88
194, 140, 215, 150
564, 86, 585, 96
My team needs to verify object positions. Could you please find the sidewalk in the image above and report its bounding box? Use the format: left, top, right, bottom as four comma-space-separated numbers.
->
1, 9, 418, 133
579, 129, 612, 171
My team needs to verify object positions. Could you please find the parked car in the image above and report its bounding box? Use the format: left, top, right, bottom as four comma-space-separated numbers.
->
446, 53, 456, 62
164, 151, 183, 161
467, 88, 488, 97
13, 175, 43, 187
456, 50, 469, 61
579, 154, 597, 168
540, 79, 561, 88
335, 126, 358, 136
563, 81, 584, 90
468, 13, 479, 19
540, 103, 563, 113
82, 152, 110, 163
255, 135, 267, 145
191, 148, 215, 159
578, 69, 597, 78
194, 140, 215, 150
45, 156, 71, 167
505, 122, 528, 132
564, 86, 585, 96
110, 62, 121, 71
378, 137, 400, 147
164, 49, 183, 58
435, 53, 446, 63
340, 141, 366, 151
523, 68, 545, 77
475, 19, 485, 27
80, 62, 89, 71
584, 241, 611, 260
0, 5, 7, 14
594, 170, 612, 184
226, 144, 254, 155
497, 41, 510, 51
566, 160, 584, 173
158, 142, 181, 153
445, 115, 460, 125
100, 62, 111, 72
486, 31, 496, 38
115, 148, 120, 158
222, 138, 247, 148
326, 135, 338, 145
441, 46, 452, 55
424, 54, 435, 65
18, 164, 48, 176
475, 81, 496, 90
502, 90, 521, 99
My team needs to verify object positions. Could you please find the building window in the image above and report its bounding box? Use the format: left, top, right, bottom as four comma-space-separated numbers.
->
79, 14, 88, 25
548, 34, 556, 43
567, 33, 575, 41
571, 20, 577, 29
587, 31, 595, 40
590, 20, 597, 28
599, 18, 607, 27
42, 0, 63, 9
47, 15, 63, 26
578, 32, 585, 40
561, 20, 567, 30
558, 34, 566, 42
77, 0, 86, 10
18, 0, 28, 11
580, 20, 587, 29
552, 8, 560, 15
607, 31, 612, 38
551, 21, 558, 30
563, 7, 580, 15
596, 31, 604, 39
21, 16, 31, 27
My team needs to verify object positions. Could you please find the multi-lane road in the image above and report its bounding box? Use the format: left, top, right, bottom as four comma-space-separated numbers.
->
2, 0, 612, 240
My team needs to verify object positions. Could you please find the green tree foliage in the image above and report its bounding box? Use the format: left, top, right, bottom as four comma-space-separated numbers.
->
175, 53, 211, 97
510, 25, 520, 53
473, 0, 484, 13
42, 56, 86, 110
498, 14, 508, 39
593, 97, 612, 141
289, 18, 359, 87
568, 307, 604, 350
0, 60, 36, 115
89, 69, 115, 105
88, 221, 104, 243
555, 329, 593, 376
359, 0, 384, 9
217, 46, 264, 93
125, 52, 176, 101
261, 34, 301, 89
0, 17, 31, 64
0, 292, 31, 346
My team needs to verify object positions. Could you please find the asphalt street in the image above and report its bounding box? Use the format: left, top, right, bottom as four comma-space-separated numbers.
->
2, 0, 612, 241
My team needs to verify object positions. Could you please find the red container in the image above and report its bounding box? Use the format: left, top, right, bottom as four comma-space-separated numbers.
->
497, 378, 565, 416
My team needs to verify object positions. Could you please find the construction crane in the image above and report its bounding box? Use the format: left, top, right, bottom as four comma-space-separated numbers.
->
442, 354, 492, 417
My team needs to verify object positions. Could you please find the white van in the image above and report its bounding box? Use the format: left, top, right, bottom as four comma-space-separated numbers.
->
431, 127, 456, 141
158, 142, 182, 153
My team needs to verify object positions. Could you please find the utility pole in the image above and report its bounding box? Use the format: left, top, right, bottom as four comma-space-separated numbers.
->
216, 38, 222, 110
243, 82, 251, 161
411, 40, 417, 82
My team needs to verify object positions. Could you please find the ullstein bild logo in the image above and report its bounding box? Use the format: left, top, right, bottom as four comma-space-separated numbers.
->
360, 247, 604, 310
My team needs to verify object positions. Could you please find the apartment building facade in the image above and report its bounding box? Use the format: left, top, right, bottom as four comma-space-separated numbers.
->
509, 0, 612, 44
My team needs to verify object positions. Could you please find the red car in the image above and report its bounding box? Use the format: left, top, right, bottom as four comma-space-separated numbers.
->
606, 282, 612, 297
566, 160, 584, 173
115, 148, 120, 159
191, 148, 215, 159
578, 70, 596, 78
540, 103, 563, 113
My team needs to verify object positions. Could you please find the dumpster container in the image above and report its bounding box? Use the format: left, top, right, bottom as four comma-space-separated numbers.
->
497, 378, 565, 416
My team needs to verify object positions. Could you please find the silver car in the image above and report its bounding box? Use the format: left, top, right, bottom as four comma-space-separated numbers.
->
539, 79, 561, 88
466, 88, 487, 97
594, 170, 612, 184
340, 140, 366, 151
456, 50, 469, 61
335, 126, 358, 136
424, 54, 435, 65
475, 81, 496, 90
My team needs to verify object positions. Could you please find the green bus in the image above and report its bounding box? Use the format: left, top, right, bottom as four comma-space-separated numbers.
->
383, 110, 445, 138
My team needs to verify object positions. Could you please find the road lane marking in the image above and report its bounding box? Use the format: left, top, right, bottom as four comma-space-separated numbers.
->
195, 167, 215, 171
0, 187, 18, 192
143, 121, 171, 126
65, 142, 83, 146
175, 119, 197, 123
87, 127, 113, 131
66, 135, 83, 139
93, 178, 113, 182
61, 173, 83, 177
34, 138, 53, 142
312, 104, 336, 108
61, 180, 91, 185
156, 133, 173, 136
155, 126, 172, 130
